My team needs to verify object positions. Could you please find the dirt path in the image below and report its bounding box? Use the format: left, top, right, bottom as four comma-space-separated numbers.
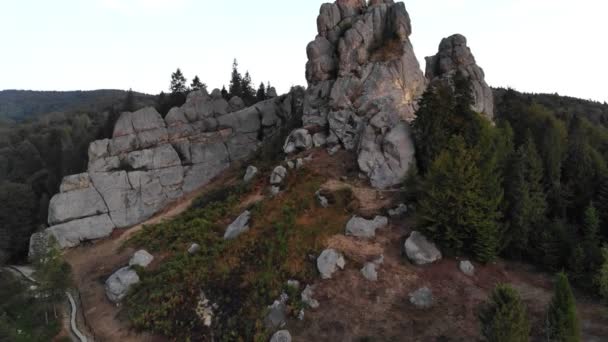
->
64, 170, 239, 342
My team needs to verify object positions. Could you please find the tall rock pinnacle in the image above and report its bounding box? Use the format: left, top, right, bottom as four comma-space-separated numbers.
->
303, 0, 427, 189
425, 34, 494, 120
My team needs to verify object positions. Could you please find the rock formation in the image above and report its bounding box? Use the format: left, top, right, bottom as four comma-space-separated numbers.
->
425, 34, 494, 120
302, 0, 426, 189
31, 88, 303, 251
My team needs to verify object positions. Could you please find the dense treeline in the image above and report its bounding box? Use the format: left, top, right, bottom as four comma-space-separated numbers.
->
0, 89, 153, 122
0, 91, 151, 264
411, 74, 608, 326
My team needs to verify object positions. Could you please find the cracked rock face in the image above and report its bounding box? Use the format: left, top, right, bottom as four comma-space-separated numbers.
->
34, 89, 304, 252
425, 34, 494, 120
304, 0, 426, 189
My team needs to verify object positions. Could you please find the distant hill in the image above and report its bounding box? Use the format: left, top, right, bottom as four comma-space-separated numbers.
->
494, 87, 608, 125
0, 89, 156, 122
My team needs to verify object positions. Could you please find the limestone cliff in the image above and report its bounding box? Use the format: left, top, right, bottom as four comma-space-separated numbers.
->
425, 34, 494, 120
30, 89, 303, 255
303, 0, 426, 189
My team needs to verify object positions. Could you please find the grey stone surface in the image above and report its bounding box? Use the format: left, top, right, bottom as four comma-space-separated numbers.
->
409, 287, 434, 309
188, 243, 201, 254
316, 191, 329, 208
47, 187, 108, 225
345, 216, 388, 238
224, 211, 251, 240
425, 34, 494, 120
59, 173, 92, 193
283, 129, 313, 154
317, 249, 345, 279
129, 250, 154, 268
265, 300, 287, 329
459, 260, 475, 276
270, 166, 288, 185
105, 267, 140, 303
270, 330, 292, 342
404, 231, 442, 265
47, 214, 115, 249
244, 165, 259, 183
312, 132, 328, 147
361, 262, 378, 281
301, 284, 320, 308
388, 203, 408, 217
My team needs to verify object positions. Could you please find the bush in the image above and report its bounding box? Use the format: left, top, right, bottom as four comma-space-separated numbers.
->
479, 284, 530, 342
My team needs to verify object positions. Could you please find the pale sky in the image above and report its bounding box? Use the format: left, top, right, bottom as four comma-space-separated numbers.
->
1, 0, 606, 103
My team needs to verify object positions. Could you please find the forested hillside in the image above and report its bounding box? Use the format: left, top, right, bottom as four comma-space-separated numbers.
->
0, 89, 154, 122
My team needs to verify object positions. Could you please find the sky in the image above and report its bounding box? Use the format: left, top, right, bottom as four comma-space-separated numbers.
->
1, 0, 606, 103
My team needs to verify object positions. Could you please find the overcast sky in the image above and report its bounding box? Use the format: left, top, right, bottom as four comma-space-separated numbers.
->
1, 0, 606, 103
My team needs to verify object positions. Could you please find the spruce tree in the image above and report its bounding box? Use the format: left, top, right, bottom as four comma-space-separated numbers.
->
241, 71, 255, 105
256, 82, 266, 102
228, 59, 243, 98
221, 86, 229, 100
595, 246, 608, 302
170, 68, 187, 94
123, 88, 135, 112
479, 284, 530, 342
546, 272, 581, 342
190, 75, 207, 92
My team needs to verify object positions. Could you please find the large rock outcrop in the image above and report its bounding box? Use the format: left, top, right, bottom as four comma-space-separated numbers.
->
31, 89, 304, 252
425, 34, 494, 120
303, 0, 426, 189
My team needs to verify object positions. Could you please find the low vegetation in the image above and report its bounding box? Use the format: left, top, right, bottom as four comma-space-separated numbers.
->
125, 168, 355, 340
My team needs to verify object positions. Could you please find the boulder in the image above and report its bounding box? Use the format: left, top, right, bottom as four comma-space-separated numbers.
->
459, 260, 475, 276
47, 214, 115, 249
283, 129, 313, 154
361, 262, 378, 281
129, 250, 154, 268
244, 165, 259, 183
317, 249, 345, 279
47, 187, 108, 225
425, 34, 494, 120
270, 166, 288, 185
195, 291, 215, 327
301, 284, 320, 308
388, 203, 408, 217
105, 267, 140, 303
270, 330, 292, 342
59, 173, 91, 193
228, 96, 246, 112
315, 190, 329, 208
345, 216, 388, 238
188, 243, 201, 254
409, 287, 433, 309
404, 231, 442, 265
312, 132, 328, 147
224, 211, 251, 240
265, 300, 287, 329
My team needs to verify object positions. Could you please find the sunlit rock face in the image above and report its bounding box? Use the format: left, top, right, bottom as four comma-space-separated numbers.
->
303, 0, 426, 189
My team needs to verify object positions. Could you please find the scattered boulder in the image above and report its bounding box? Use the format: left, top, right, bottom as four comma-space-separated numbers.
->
195, 291, 216, 327
409, 287, 434, 309
345, 216, 388, 238
317, 249, 345, 279
312, 132, 327, 147
265, 299, 287, 329
228, 96, 246, 112
270, 166, 288, 185
188, 243, 201, 254
459, 260, 475, 276
270, 186, 281, 196
361, 262, 378, 281
301, 284, 320, 309
270, 330, 291, 342
295, 158, 304, 169
315, 190, 329, 208
224, 211, 251, 240
404, 231, 442, 265
105, 267, 140, 303
287, 279, 300, 290
283, 129, 313, 154
327, 145, 341, 156
129, 250, 154, 268
244, 165, 259, 183
388, 203, 408, 217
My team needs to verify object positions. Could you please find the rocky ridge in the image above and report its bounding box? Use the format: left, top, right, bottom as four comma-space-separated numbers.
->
30, 88, 303, 254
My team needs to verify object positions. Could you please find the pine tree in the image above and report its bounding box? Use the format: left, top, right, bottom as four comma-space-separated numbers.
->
241, 71, 255, 105
417, 135, 499, 262
479, 284, 530, 342
595, 246, 608, 302
190, 75, 207, 92
170, 68, 187, 94
221, 86, 229, 100
123, 88, 135, 112
228, 59, 243, 98
256, 82, 267, 102
546, 272, 581, 342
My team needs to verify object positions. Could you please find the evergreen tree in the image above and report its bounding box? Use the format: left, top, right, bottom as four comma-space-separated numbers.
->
256, 82, 267, 102
479, 284, 530, 342
595, 246, 608, 302
228, 59, 243, 98
539, 220, 568, 270
221, 86, 229, 100
241, 71, 255, 105
123, 88, 136, 112
190, 76, 207, 92
546, 272, 580, 342
416, 135, 499, 262
170, 68, 187, 94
